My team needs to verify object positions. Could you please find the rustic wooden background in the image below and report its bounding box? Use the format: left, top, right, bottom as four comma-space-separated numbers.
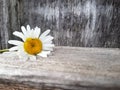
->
0, 0, 120, 49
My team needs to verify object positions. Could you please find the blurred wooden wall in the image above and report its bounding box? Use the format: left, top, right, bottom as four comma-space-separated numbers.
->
0, 0, 120, 49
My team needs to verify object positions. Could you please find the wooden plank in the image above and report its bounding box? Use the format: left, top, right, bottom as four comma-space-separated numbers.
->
0, 0, 9, 49
0, 46, 120, 90
1, 0, 120, 49
14, 0, 120, 47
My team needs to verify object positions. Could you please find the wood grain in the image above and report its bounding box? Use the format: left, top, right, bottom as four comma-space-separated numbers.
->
0, 0, 120, 49
0, 46, 120, 90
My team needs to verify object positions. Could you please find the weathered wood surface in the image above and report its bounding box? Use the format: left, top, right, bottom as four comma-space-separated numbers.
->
0, 46, 120, 90
0, 0, 120, 49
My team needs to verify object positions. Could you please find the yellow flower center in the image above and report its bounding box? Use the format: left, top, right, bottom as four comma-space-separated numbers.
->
24, 38, 42, 55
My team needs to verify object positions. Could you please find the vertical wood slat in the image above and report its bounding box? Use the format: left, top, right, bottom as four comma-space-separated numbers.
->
0, 0, 120, 49
0, 0, 9, 49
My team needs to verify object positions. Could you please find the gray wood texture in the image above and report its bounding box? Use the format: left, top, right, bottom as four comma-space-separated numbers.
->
0, 46, 120, 90
0, 0, 120, 49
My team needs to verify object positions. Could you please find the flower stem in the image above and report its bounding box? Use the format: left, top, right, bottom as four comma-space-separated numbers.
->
0, 49, 9, 53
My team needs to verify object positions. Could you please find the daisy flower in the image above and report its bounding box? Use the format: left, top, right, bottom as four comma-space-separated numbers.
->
8, 25, 54, 60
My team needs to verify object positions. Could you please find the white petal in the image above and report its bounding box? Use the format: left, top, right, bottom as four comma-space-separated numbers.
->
13, 31, 25, 41
42, 36, 54, 43
18, 50, 29, 61
43, 44, 55, 47
20, 55, 28, 61
8, 40, 23, 46
28, 29, 35, 38
40, 29, 50, 39
34, 26, 41, 38
43, 47, 53, 51
43, 41, 52, 44
38, 51, 51, 57
29, 55, 36, 61
21, 26, 27, 35
27, 25, 31, 31
40, 35, 53, 42
9, 46, 18, 51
